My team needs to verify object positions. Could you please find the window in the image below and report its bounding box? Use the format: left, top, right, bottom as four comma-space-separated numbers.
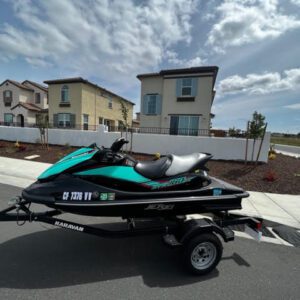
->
3, 90, 12, 106
170, 115, 200, 136
4, 113, 13, 125
61, 85, 69, 102
108, 96, 112, 109
181, 78, 192, 96
148, 95, 157, 114
176, 78, 197, 99
99, 117, 103, 124
143, 94, 162, 115
35, 93, 41, 104
83, 114, 89, 130
58, 113, 71, 127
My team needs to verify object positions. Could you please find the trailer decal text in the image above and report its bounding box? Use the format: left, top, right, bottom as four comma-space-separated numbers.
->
54, 221, 84, 232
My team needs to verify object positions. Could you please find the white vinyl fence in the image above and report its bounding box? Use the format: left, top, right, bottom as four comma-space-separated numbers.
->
0, 125, 270, 162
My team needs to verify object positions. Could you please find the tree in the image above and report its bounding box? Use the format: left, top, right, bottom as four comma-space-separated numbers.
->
36, 114, 49, 149
119, 101, 130, 151
120, 101, 129, 127
228, 126, 241, 137
248, 111, 266, 162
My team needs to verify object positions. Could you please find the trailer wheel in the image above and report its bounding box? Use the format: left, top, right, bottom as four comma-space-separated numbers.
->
183, 233, 223, 275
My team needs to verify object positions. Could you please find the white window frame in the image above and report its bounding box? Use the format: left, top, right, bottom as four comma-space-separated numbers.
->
147, 95, 157, 115
4, 113, 14, 124
58, 113, 71, 127
61, 85, 69, 103
181, 78, 192, 96
108, 96, 113, 109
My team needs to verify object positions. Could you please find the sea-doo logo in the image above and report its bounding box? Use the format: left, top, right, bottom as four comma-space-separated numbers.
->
145, 204, 174, 211
54, 221, 84, 232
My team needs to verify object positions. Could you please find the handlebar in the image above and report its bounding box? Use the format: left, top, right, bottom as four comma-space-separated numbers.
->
110, 137, 129, 152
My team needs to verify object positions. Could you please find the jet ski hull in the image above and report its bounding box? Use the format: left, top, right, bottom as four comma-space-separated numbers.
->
22, 175, 247, 217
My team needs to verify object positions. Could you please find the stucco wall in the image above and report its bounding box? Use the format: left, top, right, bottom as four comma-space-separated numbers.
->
0, 82, 21, 122
23, 82, 48, 109
0, 125, 270, 162
82, 84, 133, 127
48, 83, 82, 124
139, 74, 213, 130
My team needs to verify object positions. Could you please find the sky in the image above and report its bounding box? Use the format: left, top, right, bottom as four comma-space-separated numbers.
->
0, 0, 300, 133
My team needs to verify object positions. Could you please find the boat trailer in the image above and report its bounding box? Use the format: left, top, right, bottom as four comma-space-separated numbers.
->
0, 197, 262, 275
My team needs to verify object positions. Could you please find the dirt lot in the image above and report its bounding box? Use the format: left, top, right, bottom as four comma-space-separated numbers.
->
0, 140, 299, 194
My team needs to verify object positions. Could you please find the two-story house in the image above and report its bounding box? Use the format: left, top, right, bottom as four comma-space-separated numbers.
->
0, 79, 48, 126
137, 66, 218, 136
44, 77, 134, 130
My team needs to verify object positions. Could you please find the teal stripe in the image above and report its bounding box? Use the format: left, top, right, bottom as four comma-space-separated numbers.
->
38, 148, 96, 179
75, 166, 149, 183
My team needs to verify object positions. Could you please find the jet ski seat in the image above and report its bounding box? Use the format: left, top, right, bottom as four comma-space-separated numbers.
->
134, 156, 171, 179
165, 153, 208, 176
134, 153, 209, 179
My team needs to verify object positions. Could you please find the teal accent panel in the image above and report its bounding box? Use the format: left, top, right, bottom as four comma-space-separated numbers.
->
58, 147, 94, 163
38, 148, 97, 179
75, 166, 150, 183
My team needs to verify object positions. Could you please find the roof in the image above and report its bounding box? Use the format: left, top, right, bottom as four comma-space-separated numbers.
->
44, 77, 135, 105
137, 66, 219, 87
22, 80, 48, 93
11, 102, 42, 112
0, 79, 34, 92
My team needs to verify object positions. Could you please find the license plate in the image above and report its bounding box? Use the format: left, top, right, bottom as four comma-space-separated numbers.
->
245, 225, 262, 241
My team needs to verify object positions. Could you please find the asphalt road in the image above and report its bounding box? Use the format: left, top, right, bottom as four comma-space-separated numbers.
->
0, 183, 299, 300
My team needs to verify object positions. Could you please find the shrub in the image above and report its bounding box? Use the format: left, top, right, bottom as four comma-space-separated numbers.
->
263, 170, 277, 182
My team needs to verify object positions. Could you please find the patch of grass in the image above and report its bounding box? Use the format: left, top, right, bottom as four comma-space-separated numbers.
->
271, 137, 300, 147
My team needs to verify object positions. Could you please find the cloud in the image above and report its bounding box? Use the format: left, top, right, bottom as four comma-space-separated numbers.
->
206, 0, 300, 53
0, 0, 197, 84
285, 103, 300, 109
218, 68, 300, 95
290, 0, 300, 6
164, 50, 205, 67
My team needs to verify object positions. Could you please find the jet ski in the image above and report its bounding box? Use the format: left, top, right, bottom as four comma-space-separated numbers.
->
21, 137, 249, 218
0, 137, 262, 276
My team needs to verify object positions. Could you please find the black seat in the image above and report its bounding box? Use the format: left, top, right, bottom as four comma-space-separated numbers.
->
134, 156, 171, 179
165, 153, 210, 176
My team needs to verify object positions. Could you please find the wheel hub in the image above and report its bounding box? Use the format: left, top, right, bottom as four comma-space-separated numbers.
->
191, 242, 217, 270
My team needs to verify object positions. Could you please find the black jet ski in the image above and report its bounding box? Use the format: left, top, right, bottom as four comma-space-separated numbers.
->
21, 138, 249, 218
1, 137, 262, 276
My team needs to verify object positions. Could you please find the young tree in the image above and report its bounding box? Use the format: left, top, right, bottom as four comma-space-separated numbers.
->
249, 111, 266, 162
120, 101, 129, 127
36, 114, 49, 149
119, 101, 130, 151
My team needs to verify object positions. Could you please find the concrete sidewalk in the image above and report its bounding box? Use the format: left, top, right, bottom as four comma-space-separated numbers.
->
0, 156, 299, 229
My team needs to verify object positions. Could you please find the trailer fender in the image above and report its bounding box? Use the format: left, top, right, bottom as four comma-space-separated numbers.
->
177, 218, 232, 244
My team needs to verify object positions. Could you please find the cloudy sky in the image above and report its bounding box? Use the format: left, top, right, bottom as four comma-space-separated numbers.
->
0, 0, 300, 133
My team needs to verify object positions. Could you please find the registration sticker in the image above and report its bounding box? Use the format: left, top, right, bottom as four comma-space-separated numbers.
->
100, 193, 115, 201
213, 188, 222, 196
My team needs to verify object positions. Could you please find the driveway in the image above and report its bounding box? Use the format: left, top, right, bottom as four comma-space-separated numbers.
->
0, 183, 300, 300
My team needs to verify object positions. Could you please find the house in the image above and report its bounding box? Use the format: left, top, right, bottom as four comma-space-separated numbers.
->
137, 66, 218, 136
44, 77, 134, 130
0, 79, 48, 126
132, 112, 140, 128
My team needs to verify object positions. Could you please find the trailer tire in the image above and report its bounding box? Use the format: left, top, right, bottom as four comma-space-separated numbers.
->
183, 233, 223, 275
